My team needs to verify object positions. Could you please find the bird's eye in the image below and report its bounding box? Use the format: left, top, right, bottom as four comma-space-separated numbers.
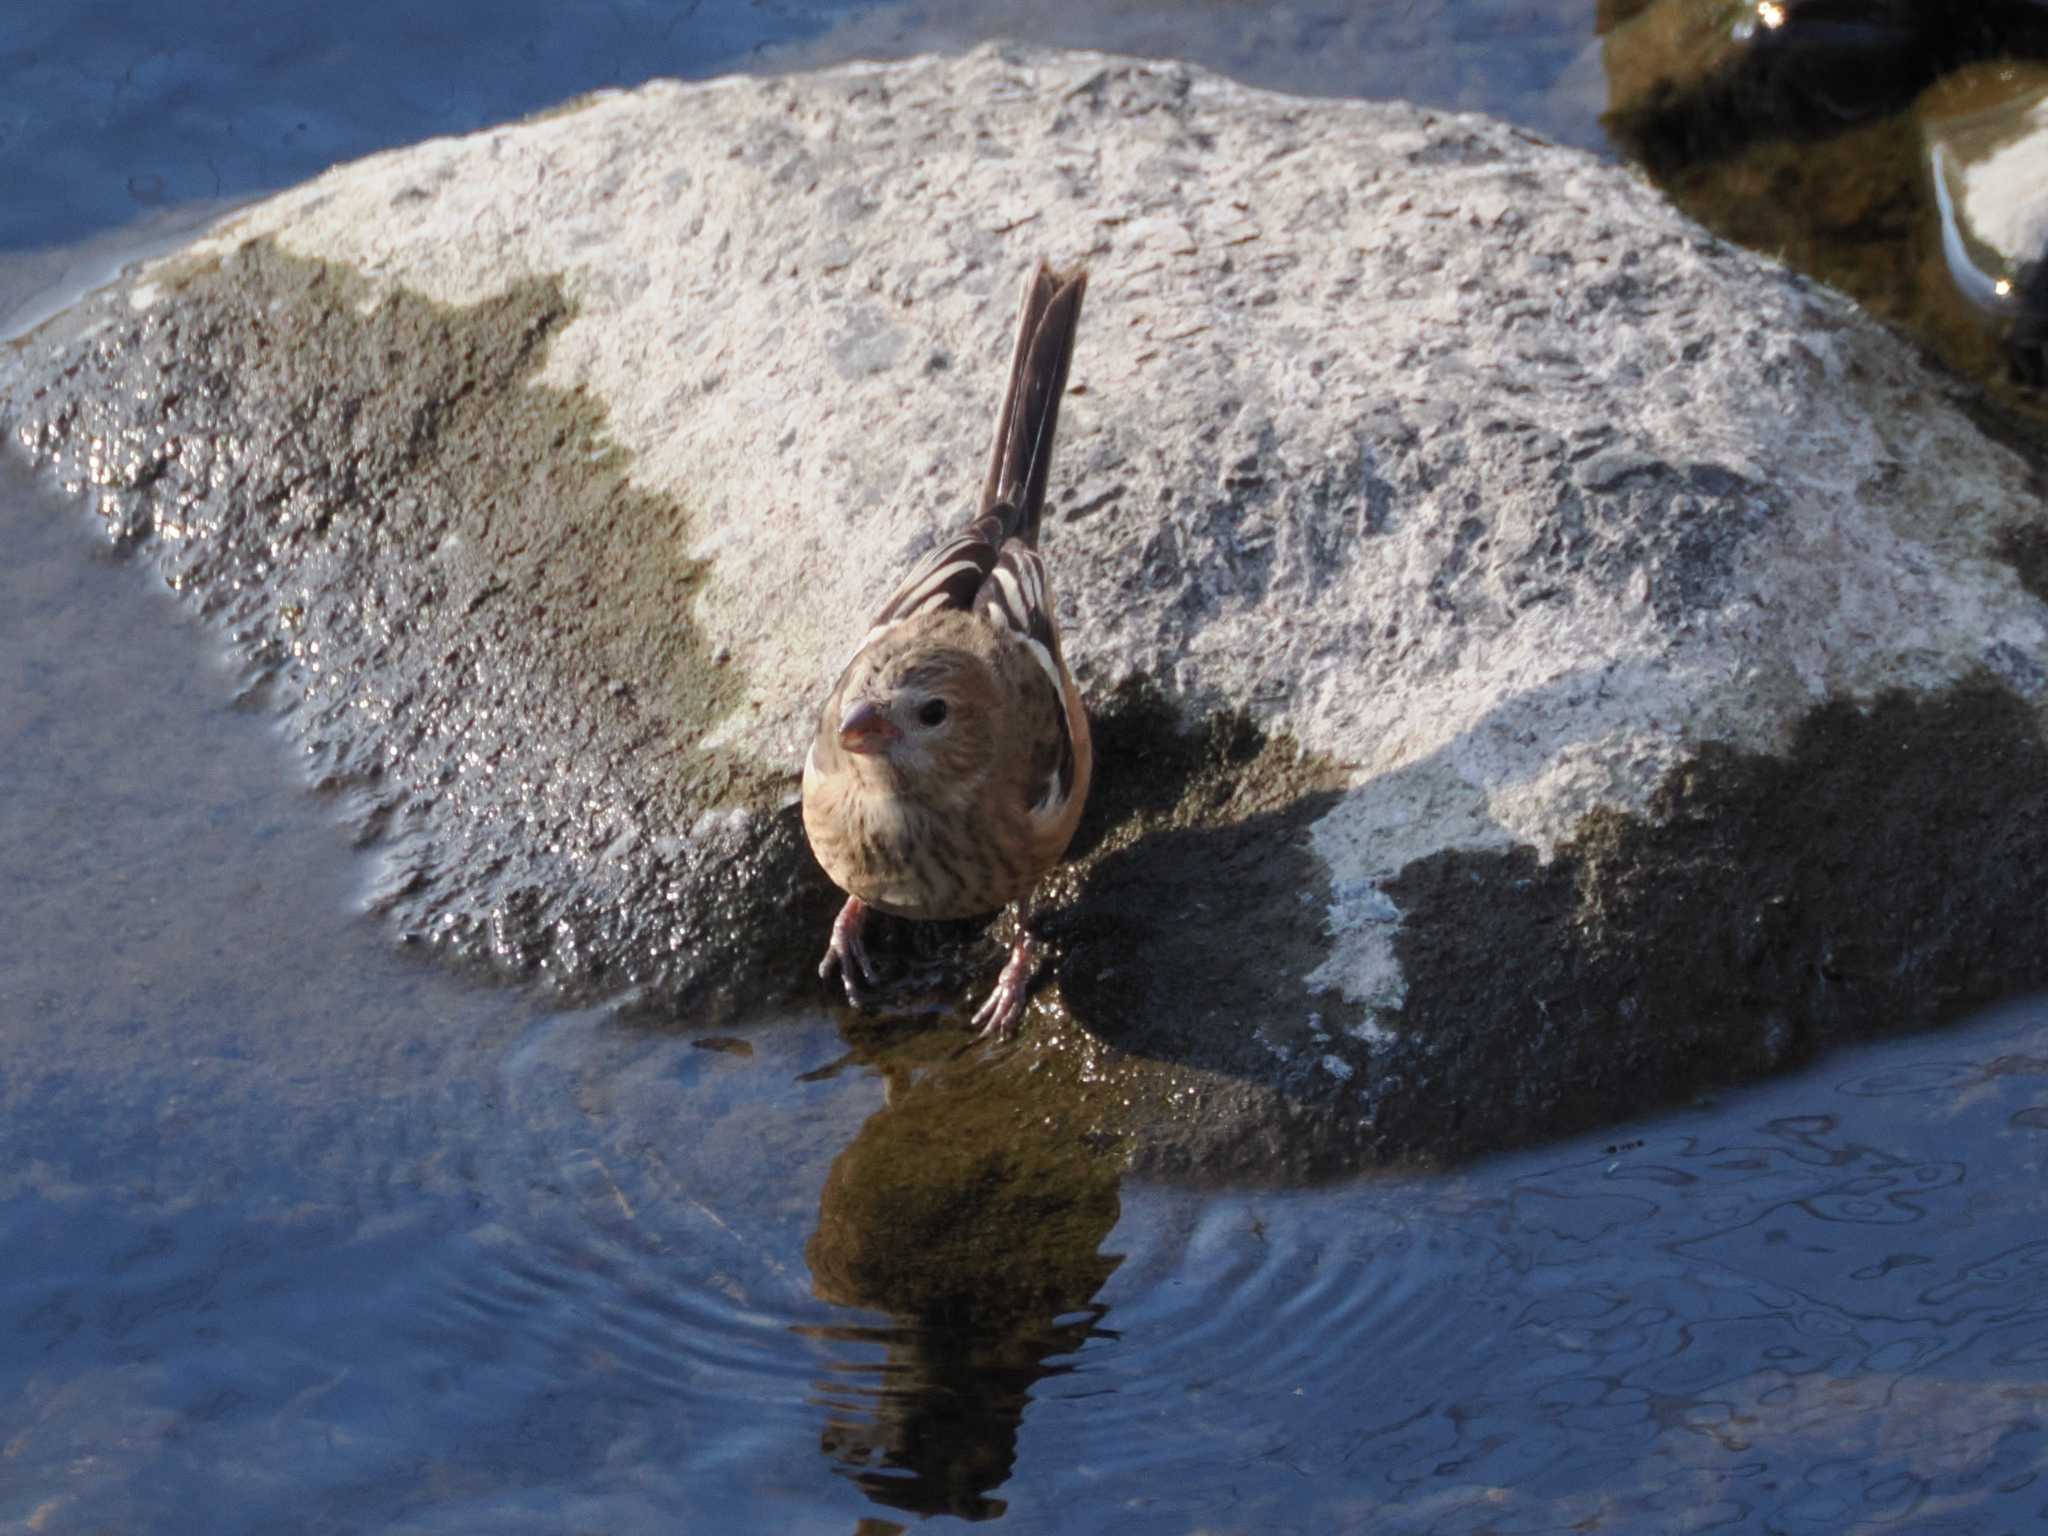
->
917, 698, 950, 727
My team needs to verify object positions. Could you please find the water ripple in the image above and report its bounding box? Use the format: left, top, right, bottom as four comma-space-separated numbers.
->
973, 1003, 2048, 1533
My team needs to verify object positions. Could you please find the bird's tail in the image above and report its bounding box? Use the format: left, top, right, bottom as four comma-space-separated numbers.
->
979, 261, 1087, 548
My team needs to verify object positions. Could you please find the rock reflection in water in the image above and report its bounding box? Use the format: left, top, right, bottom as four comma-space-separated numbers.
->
1924, 65, 2048, 385
1602, 0, 2048, 170
1601, 0, 2048, 416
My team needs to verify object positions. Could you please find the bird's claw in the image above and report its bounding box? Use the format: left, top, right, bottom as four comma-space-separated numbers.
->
820, 900, 1042, 1037
818, 896, 883, 1006
969, 932, 1038, 1042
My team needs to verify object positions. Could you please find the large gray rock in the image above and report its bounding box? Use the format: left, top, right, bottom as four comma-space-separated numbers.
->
7, 45, 2048, 1174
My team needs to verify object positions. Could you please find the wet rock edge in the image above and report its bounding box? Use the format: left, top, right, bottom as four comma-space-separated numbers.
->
3, 239, 830, 1017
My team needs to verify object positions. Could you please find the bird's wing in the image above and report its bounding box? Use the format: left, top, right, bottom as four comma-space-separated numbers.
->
856, 512, 1005, 650
973, 539, 1062, 682
974, 538, 1080, 817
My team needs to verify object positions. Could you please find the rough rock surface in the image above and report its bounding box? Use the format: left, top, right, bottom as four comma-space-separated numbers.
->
7, 46, 2048, 1173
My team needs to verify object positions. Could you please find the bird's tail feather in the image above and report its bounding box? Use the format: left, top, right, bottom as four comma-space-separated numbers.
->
979, 261, 1087, 548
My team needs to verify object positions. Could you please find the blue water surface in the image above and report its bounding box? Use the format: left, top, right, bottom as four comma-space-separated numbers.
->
2, 0, 864, 250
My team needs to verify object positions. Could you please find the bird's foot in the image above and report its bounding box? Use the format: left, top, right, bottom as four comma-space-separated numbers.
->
969, 931, 1039, 1042
818, 896, 883, 1007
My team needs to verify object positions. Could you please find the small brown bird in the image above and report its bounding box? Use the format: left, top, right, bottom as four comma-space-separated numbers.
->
801, 261, 1093, 1040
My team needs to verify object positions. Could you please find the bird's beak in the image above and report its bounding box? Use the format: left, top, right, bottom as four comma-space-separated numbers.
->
838, 700, 901, 755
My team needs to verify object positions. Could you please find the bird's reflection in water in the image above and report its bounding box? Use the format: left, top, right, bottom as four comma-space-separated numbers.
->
796, 1027, 1123, 1520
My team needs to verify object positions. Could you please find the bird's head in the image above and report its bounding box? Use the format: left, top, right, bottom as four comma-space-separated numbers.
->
830, 641, 1000, 798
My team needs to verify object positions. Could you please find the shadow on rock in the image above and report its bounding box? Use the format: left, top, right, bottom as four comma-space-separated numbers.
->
1380, 677, 2048, 1160
794, 671, 2048, 1180
1044, 677, 1354, 1081
803, 675, 1359, 1101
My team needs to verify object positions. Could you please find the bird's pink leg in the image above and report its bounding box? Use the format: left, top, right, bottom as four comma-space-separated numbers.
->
969, 931, 1038, 1042
819, 896, 883, 1004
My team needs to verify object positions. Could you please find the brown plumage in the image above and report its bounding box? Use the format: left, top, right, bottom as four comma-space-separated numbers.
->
801, 261, 1092, 1039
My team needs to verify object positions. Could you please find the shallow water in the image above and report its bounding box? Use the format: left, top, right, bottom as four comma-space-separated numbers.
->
7, 1, 2048, 1531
